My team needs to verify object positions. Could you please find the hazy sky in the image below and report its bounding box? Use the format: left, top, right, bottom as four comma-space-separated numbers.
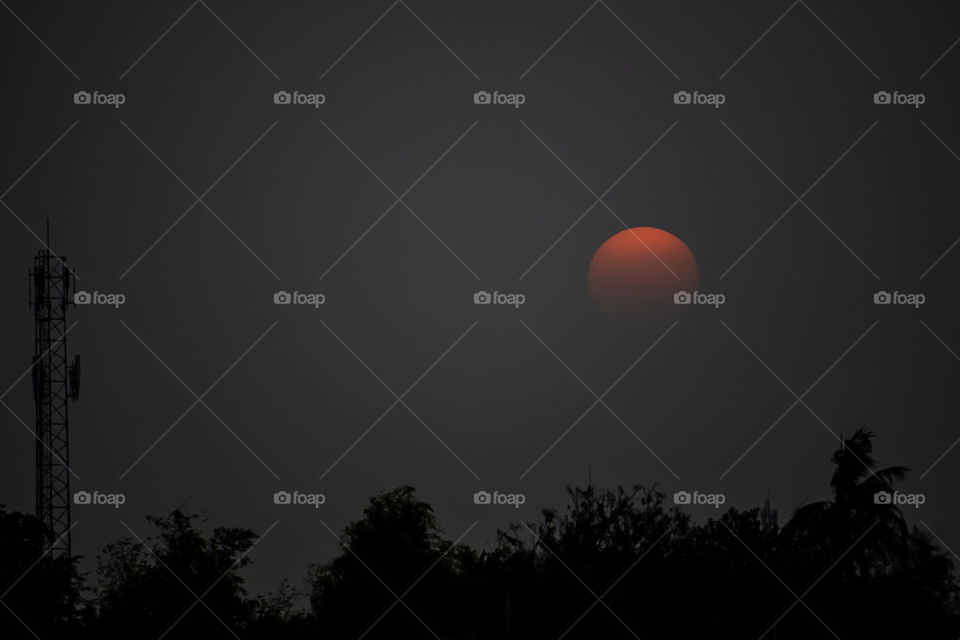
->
2, 0, 959, 598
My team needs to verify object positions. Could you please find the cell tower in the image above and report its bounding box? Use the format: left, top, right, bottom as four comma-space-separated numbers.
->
29, 222, 80, 558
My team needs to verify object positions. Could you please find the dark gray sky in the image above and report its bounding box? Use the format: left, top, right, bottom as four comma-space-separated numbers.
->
2, 0, 959, 599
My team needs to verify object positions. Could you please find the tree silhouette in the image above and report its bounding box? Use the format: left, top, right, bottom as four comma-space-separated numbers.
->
1, 429, 958, 638
790, 428, 908, 553
0, 506, 80, 640
308, 486, 473, 639
94, 508, 257, 639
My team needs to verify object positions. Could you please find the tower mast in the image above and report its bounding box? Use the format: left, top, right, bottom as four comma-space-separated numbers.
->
29, 222, 80, 557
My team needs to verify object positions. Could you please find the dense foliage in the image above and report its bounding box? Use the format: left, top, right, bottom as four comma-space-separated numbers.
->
1, 429, 957, 638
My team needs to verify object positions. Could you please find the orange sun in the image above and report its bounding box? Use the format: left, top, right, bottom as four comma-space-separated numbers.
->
588, 227, 699, 322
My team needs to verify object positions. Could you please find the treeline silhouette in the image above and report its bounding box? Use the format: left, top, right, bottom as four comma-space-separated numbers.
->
1, 429, 958, 638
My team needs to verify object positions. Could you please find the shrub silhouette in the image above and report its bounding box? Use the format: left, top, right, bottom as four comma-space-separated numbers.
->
1, 430, 957, 638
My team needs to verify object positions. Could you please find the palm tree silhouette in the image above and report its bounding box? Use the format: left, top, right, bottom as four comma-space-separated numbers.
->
788, 428, 909, 577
